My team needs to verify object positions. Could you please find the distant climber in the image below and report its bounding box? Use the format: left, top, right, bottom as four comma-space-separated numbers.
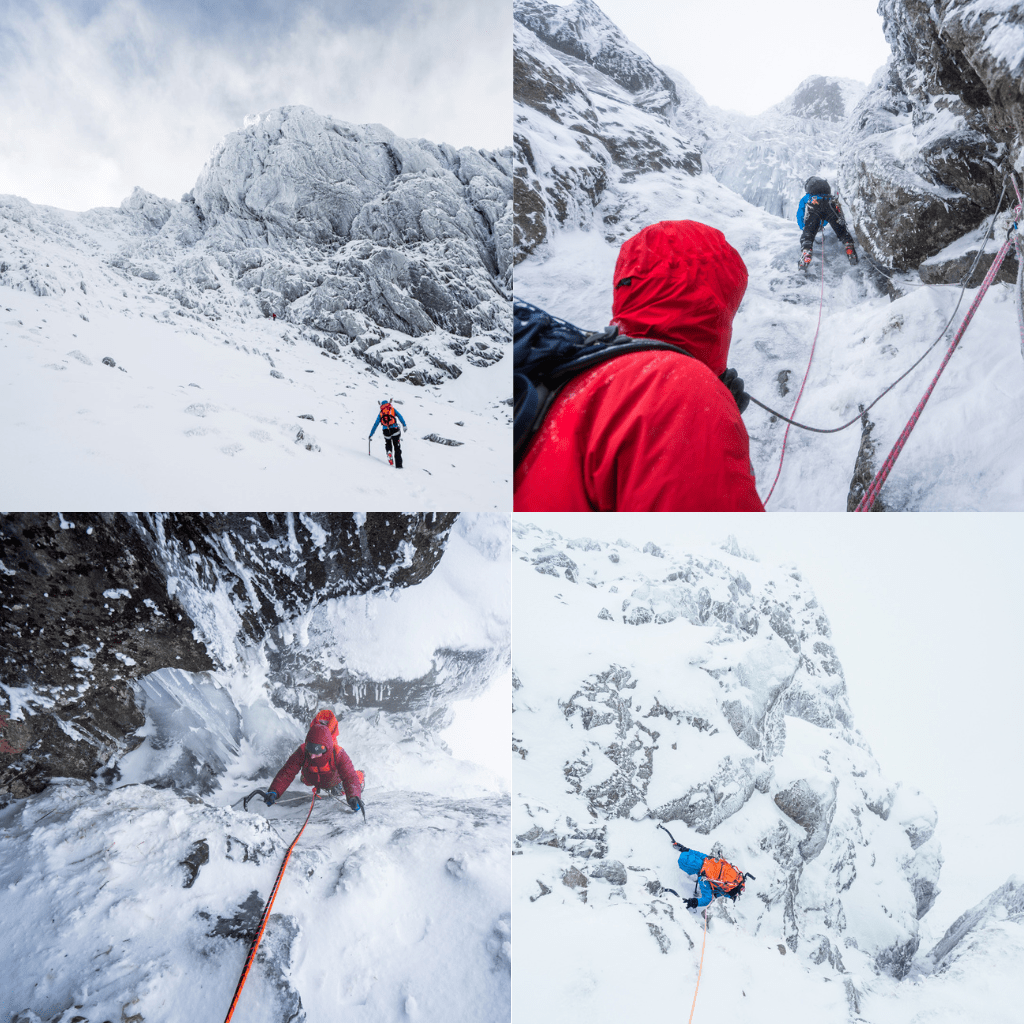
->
514, 220, 764, 511
369, 398, 407, 468
265, 709, 364, 812
673, 842, 751, 908
798, 177, 858, 269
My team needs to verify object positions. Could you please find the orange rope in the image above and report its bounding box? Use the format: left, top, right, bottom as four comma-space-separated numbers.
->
224, 789, 319, 1022
687, 907, 709, 1024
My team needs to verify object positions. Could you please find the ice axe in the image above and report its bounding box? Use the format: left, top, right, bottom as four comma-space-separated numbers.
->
242, 788, 272, 812
657, 822, 685, 849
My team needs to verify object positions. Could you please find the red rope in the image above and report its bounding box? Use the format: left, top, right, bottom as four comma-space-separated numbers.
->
763, 238, 827, 505
854, 237, 1016, 511
687, 907, 709, 1024
224, 789, 319, 1022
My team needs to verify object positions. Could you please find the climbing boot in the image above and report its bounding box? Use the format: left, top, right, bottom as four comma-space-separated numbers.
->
799, 250, 812, 271
846, 246, 859, 265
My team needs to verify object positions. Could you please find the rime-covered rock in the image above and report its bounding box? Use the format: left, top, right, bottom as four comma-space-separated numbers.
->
1, 106, 512, 385
841, 0, 1024, 271
513, 520, 942, 991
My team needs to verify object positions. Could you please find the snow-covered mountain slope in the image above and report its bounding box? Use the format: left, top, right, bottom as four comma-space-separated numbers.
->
511, 520, 1022, 1023
0, 107, 512, 508
513, 0, 1024, 510
0, 513, 510, 1023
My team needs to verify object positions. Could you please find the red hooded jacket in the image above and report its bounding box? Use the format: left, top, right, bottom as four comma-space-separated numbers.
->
270, 722, 363, 800
514, 220, 764, 511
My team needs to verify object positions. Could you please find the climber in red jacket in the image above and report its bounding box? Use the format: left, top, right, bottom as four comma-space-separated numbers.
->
265, 709, 364, 811
514, 220, 764, 511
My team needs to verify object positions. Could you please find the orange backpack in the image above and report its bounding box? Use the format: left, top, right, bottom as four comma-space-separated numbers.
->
311, 709, 339, 739
700, 857, 746, 898
379, 402, 397, 427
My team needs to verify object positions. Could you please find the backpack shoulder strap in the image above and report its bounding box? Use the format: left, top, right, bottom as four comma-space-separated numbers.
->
514, 318, 689, 470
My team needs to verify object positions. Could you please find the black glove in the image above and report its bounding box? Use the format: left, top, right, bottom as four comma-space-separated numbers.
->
264, 791, 278, 806
686, 898, 699, 909
719, 368, 750, 414
347, 795, 361, 812
672, 842, 690, 852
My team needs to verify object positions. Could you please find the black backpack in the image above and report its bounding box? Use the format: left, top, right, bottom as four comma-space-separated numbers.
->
513, 300, 749, 470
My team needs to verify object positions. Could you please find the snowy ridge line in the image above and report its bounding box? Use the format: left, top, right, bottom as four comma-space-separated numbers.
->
1, 107, 512, 507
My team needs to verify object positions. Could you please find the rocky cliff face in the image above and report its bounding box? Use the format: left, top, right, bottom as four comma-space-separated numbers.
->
841, 0, 1023, 276
0, 512, 458, 797
513, 522, 942, 1007
1, 106, 512, 385
513, 0, 871, 259
513, 0, 701, 263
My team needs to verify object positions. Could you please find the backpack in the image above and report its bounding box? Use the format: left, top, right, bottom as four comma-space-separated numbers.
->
379, 402, 397, 428
311, 709, 339, 738
700, 857, 747, 899
513, 300, 749, 470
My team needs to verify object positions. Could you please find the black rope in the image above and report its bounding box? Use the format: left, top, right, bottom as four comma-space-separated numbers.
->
747, 174, 1012, 434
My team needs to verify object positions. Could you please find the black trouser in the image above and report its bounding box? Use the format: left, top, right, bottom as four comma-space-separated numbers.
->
801, 195, 855, 251
383, 426, 403, 468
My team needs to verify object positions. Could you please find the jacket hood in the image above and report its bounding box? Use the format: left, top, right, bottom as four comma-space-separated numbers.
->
304, 723, 333, 757
611, 221, 748, 377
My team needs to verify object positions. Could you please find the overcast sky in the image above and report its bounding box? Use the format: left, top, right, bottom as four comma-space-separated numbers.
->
576, 0, 891, 115
516, 514, 1024, 836
0, 0, 510, 211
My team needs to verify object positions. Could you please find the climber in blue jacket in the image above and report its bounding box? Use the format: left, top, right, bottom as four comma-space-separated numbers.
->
369, 398, 407, 468
798, 176, 858, 269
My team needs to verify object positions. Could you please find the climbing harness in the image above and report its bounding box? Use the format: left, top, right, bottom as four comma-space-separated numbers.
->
224, 789, 319, 1023
688, 907, 709, 1024
763, 228, 827, 505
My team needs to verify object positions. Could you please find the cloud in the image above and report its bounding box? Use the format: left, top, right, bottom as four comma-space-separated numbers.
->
0, 0, 511, 210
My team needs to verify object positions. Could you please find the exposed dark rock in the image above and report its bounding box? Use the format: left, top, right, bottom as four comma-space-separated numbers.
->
180, 839, 210, 888
589, 858, 627, 885
773, 777, 839, 861
0, 513, 457, 795
842, 0, 1024, 270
